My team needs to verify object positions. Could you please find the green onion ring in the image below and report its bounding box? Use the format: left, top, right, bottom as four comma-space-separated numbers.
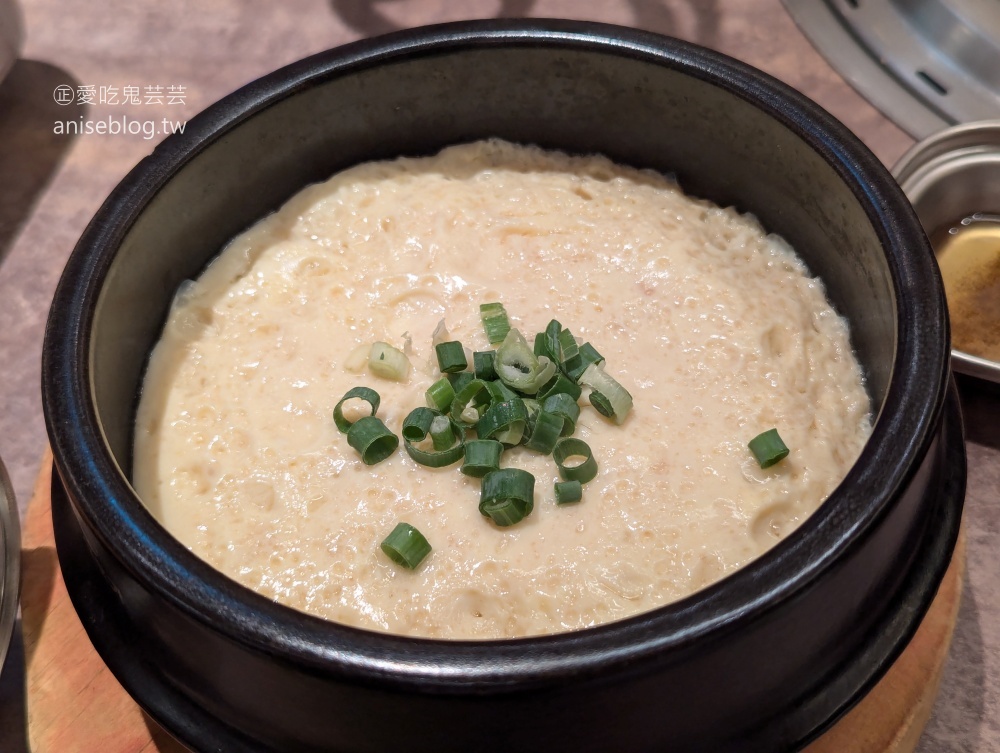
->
333, 386, 380, 434
544, 319, 562, 363
450, 378, 490, 426
579, 342, 605, 368
589, 390, 615, 418
530, 356, 558, 393
402, 407, 436, 443
473, 350, 497, 381
552, 437, 598, 483
476, 398, 528, 443
493, 424, 526, 447
554, 480, 583, 505
430, 414, 455, 450
435, 340, 468, 374
558, 328, 581, 372
538, 373, 583, 402
533, 332, 547, 358
495, 329, 544, 394
479, 468, 535, 527
480, 302, 511, 345
578, 363, 633, 424
368, 341, 410, 381
748, 428, 790, 468
448, 371, 475, 393
486, 379, 518, 405
402, 408, 466, 468
346, 415, 399, 465
461, 439, 504, 478
425, 377, 456, 412
566, 342, 605, 382
380, 522, 432, 569
541, 393, 581, 436
524, 410, 563, 454
521, 398, 541, 432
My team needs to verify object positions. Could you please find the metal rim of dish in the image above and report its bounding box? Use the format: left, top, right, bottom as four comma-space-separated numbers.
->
893, 118, 1000, 384
781, 0, 1000, 139
0, 456, 20, 673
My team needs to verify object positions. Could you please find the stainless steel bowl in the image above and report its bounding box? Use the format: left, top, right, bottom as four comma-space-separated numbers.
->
893, 119, 1000, 383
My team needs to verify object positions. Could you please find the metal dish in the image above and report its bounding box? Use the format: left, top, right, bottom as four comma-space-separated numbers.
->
893, 119, 1000, 383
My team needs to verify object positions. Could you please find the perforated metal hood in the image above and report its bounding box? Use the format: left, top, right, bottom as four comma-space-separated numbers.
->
783, 0, 1000, 138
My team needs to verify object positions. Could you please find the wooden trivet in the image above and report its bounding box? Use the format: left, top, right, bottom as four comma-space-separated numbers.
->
20, 451, 964, 753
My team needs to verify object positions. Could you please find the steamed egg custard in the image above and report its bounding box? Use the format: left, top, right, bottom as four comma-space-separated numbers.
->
133, 140, 871, 639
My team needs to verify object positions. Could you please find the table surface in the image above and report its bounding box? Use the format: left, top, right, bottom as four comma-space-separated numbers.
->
0, 1, 996, 751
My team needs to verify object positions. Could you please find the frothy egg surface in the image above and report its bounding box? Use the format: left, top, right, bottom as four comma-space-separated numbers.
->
133, 140, 871, 639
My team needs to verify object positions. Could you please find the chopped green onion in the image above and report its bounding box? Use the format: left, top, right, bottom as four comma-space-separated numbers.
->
524, 409, 564, 454
425, 377, 456, 412
476, 398, 529, 446
343, 343, 370, 374
333, 386, 380, 434
578, 364, 632, 424
450, 378, 490, 426
448, 371, 475, 393
558, 328, 581, 372
521, 398, 541, 429
554, 480, 583, 505
533, 332, 547, 358
538, 373, 583, 402
494, 425, 526, 446
430, 414, 455, 450
480, 468, 535, 527
480, 302, 511, 345
553, 437, 598, 483
544, 319, 562, 363
541, 393, 581, 436
486, 379, 518, 405
380, 522, 431, 569
589, 390, 615, 418
461, 439, 504, 478
368, 342, 410, 381
435, 341, 468, 374
496, 329, 546, 394
566, 342, 605, 381
347, 415, 399, 465
579, 342, 604, 368
531, 356, 558, 393
402, 407, 436, 443
481, 497, 532, 527
473, 350, 497, 381
401, 408, 465, 467
748, 428, 789, 468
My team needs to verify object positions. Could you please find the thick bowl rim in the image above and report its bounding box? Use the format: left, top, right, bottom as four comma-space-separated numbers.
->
42, 19, 949, 688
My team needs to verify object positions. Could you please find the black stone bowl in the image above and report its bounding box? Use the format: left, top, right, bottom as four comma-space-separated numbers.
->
41, 20, 966, 753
